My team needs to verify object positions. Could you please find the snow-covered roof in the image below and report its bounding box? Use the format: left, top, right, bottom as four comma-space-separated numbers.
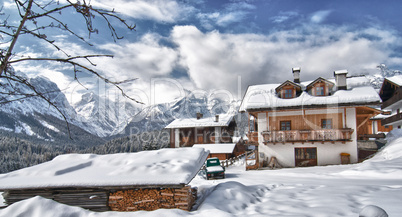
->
334, 69, 348, 75
239, 76, 381, 112
165, 113, 234, 129
371, 113, 392, 120
193, 143, 236, 154
385, 75, 402, 86
0, 148, 209, 190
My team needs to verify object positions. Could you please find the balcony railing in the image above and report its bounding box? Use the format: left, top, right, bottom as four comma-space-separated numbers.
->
381, 112, 402, 126
261, 128, 354, 144
246, 132, 259, 144
210, 136, 233, 143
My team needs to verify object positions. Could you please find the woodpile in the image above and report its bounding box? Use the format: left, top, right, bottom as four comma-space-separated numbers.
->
108, 186, 197, 211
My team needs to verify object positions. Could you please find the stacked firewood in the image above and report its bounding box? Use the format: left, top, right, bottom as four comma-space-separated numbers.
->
108, 186, 197, 211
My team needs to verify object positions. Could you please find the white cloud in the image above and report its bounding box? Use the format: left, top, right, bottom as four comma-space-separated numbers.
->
97, 33, 178, 80
310, 10, 332, 23
197, 1, 256, 29
172, 25, 402, 98
271, 11, 299, 23
92, 0, 194, 23
2, 0, 14, 9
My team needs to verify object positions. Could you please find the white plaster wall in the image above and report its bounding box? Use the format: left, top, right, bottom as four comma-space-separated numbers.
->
346, 107, 358, 163
175, 129, 180, 148
257, 112, 268, 164
259, 141, 357, 167
373, 121, 378, 134
215, 127, 221, 144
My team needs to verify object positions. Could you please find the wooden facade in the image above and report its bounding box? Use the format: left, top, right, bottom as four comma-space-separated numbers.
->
379, 77, 402, 128
170, 125, 235, 148
167, 115, 237, 147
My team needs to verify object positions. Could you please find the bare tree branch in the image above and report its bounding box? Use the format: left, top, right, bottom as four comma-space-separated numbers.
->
0, 0, 140, 138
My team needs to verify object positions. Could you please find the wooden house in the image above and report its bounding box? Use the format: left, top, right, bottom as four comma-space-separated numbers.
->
0, 148, 209, 212
240, 68, 382, 168
380, 75, 402, 129
165, 113, 245, 159
165, 113, 237, 148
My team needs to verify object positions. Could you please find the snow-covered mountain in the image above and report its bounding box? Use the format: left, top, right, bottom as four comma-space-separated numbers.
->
73, 92, 141, 137
116, 92, 243, 137
0, 72, 242, 142
0, 74, 105, 146
365, 64, 402, 90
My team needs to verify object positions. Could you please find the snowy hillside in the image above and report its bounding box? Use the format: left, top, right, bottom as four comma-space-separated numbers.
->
2, 130, 402, 216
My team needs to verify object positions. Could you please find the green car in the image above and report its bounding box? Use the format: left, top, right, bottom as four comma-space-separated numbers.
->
204, 158, 225, 180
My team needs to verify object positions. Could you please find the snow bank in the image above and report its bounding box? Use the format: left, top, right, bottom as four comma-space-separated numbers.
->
0, 148, 209, 189
338, 129, 402, 178
197, 181, 270, 214
193, 144, 236, 154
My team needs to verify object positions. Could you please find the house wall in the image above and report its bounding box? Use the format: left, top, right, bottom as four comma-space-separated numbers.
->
257, 107, 358, 167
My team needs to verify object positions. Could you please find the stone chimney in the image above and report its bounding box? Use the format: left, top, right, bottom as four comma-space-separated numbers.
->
215, 115, 219, 122
292, 67, 301, 83
334, 70, 348, 90
196, 112, 203, 120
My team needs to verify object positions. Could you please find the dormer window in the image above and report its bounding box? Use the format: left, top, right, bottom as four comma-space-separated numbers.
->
306, 77, 334, 97
284, 89, 293, 99
316, 86, 325, 96
275, 80, 302, 99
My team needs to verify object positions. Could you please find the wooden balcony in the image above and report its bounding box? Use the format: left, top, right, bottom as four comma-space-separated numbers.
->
261, 128, 354, 144
381, 112, 402, 126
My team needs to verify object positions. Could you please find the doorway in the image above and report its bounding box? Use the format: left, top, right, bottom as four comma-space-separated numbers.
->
295, 147, 317, 167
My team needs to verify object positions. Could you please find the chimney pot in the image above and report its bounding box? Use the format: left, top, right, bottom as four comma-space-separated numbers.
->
196, 112, 203, 120
215, 115, 219, 122
292, 67, 301, 83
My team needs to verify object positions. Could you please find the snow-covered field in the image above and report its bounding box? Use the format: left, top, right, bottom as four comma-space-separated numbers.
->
1, 132, 402, 217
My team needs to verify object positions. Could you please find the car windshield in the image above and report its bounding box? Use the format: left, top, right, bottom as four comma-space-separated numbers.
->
206, 159, 220, 167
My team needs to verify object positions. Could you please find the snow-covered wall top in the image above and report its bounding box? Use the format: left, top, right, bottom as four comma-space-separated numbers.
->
193, 143, 236, 154
239, 76, 381, 112
165, 113, 234, 129
0, 148, 209, 190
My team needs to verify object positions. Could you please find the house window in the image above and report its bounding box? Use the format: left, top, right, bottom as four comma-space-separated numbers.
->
280, 121, 291, 130
316, 86, 325, 96
283, 89, 293, 99
321, 119, 333, 129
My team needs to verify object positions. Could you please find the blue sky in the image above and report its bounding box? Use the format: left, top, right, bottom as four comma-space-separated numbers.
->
3, 0, 402, 106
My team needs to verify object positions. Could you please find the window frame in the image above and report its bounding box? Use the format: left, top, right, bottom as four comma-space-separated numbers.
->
315, 86, 325, 96
283, 89, 294, 99
280, 120, 291, 131
321, 119, 333, 129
